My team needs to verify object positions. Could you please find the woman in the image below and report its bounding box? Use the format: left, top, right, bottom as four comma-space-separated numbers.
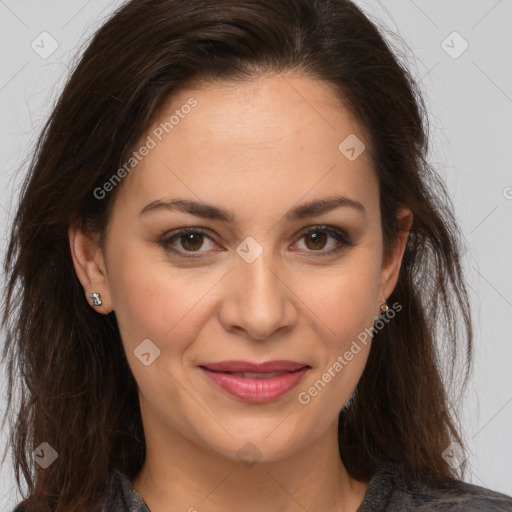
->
2, 0, 512, 510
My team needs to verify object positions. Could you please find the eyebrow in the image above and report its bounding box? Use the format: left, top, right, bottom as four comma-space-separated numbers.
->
139, 195, 365, 222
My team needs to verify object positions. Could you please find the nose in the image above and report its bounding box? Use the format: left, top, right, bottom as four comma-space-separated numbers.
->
218, 250, 298, 341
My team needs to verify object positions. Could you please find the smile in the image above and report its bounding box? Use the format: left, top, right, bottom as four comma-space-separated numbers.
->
199, 360, 311, 403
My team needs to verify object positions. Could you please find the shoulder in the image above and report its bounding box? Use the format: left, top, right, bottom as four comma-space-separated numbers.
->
104, 468, 150, 511
11, 504, 40, 512
359, 461, 512, 511
11, 469, 149, 512
11, 503, 39, 512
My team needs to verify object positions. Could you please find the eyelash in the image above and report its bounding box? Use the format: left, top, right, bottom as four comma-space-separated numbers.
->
159, 225, 355, 260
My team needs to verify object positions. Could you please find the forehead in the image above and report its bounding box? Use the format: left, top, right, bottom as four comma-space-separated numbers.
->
115, 73, 377, 220
161, 72, 359, 152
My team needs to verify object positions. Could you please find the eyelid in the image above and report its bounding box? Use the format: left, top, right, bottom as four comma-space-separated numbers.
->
159, 227, 219, 257
295, 224, 352, 243
159, 224, 354, 258
291, 225, 355, 256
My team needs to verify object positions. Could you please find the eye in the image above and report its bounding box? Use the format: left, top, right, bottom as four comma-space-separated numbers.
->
292, 225, 354, 257
159, 225, 354, 259
160, 228, 220, 258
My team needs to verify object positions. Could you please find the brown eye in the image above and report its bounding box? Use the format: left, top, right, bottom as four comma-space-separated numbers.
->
294, 226, 354, 257
179, 232, 205, 251
160, 228, 218, 258
303, 231, 328, 251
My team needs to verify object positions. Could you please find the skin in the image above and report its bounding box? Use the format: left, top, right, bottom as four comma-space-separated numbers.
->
70, 71, 412, 511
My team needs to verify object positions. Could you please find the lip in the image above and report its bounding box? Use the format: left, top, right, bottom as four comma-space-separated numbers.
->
199, 360, 310, 403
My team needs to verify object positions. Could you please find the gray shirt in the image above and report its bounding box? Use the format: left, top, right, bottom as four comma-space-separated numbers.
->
12, 461, 512, 511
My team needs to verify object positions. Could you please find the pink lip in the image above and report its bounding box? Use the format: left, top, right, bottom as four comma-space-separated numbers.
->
199, 360, 310, 403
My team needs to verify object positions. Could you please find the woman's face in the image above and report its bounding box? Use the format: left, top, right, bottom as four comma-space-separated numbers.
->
74, 72, 409, 463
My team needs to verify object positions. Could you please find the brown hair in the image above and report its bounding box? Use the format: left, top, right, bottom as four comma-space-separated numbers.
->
1, 0, 472, 510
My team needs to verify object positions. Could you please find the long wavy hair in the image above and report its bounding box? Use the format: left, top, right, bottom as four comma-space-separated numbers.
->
2, 0, 472, 510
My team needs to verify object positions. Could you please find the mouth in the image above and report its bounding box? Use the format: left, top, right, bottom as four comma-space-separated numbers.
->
198, 360, 311, 403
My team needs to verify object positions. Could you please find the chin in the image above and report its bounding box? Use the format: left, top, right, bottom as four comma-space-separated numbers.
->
191, 416, 321, 465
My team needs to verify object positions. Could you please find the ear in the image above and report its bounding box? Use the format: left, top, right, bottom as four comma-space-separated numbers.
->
68, 222, 113, 314
377, 206, 413, 310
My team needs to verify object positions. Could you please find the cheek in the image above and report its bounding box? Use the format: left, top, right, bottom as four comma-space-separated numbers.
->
296, 279, 375, 418
300, 254, 381, 342
106, 247, 220, 358
293, 253, 379, 405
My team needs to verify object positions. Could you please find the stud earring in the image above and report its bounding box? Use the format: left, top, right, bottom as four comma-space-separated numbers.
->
380, 299, 389, 314
89, 293, 102, 307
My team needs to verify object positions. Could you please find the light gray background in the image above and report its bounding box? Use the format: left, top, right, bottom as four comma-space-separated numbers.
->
1, 0, 511, 508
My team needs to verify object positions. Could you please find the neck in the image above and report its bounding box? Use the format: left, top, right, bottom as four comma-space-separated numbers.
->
132, 418, 369, 512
